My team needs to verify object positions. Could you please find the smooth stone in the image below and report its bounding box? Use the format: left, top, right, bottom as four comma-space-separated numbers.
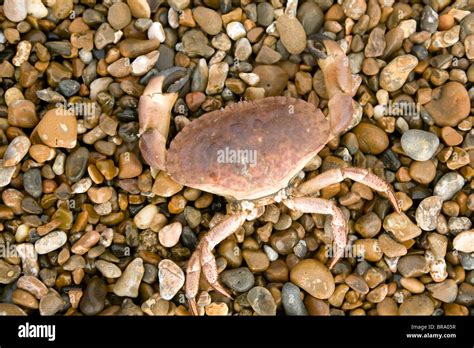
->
290, 259, 335, 299
206, 62, 228, 95
401, 130, 439, 161
36, 108, 77, 149
95, 260, 122, 278
8, 99, 38, 128
433, 172, 465, 201
134, 204, 158, 229
247, 286, 277, 316
399, 295, 434, 315
34, 231, 67, 254
65, 147, 89, 183
58, 79, 81, 97
23, 168, 42, 198
282, 282, 308, 316
193, 7, 222, 35
3, 136, 30, 167
383, 212, 422, 242
4, 0, 27, 22
226, 21, 246, 41
158, 259, 184, 300
0, 260, 21, 284
80, 277, 107, 315
148, 22, 166, 42
379, 55, 418, 92
397, 255, 429, 278
159, 222, 182, 248
94, 23, 116, 50
108, 2, 132, 30
297, 2, 324, 35
256, 2, 273, 27
415, 196, 443, 231
0, 303, 27, 316
426, 279, 458, 303
253, 65, 288, 97
39, 289, 66, 316
425, 82, 471, 127
127, 0, 151, 18
353, 123, 389, 155
119, 39, 160, 59
276, 14, 307, 55
220, 267, 255, 292
113, 258, 144, 298
182, 30, 215, 58
453, 230, 474, 253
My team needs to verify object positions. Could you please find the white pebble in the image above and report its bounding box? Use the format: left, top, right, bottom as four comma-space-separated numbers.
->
148, 22, 166, 42
26, 0, 48, 19
226, 22, 246, 41
131, 51, 160, 76
134, 204, 158, 229
263, 245, 279, 261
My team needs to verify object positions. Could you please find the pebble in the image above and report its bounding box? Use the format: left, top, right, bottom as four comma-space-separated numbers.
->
401, 130, 439, 161
290, 259, 335, 299
23, 168, 42, 198
159, 222, 182, 248
58, 79, 81, 97
276, 14, 307, 55
398, 255, 429, 278
128, 0, 150, 18
379, 55, 418, 92
26, 0, 48, 19
353, 123, 389, 155
132, 51, 160, 76
226, 22, 246, 41
355, 212, 381, 238
134, 204, 158, 229
0, 260, 21, 284
421, 5, 438, 33
158, 259, 184, 300
39, 290, 66, 316
113, 258, 144, 298
193, 7, 222, 35
0, 304, 27, 316
297, 2, 323, 35
453, 230, 474, 253
34, 231, 67, 255
3, 0, 27, 22
94, 23, 116, 50
36, 108, 77, 149
254, 65, 288, 96
108, 2, 132, 30
424, 82, 471, 127
415, 196, 443, 231
8, 99, 38, 128
220, 267, 255, 292
206, 62, 228, 95
433, 172, 465, 201
65, 147, 89, 183
182, 30, 215, 58
95, 260, 122, 278
148, 22, 166, 43
17, 276, 48, 299
71, 230, 100, 255
3, 136, 30, 167
247, 286, 277, 316
80, 277, 107, 315
242, 250, 270, 273
426, 279, 458, 303
168, 0, 190, 11
399, 295, 434, 315
383, 213, 422, 242
282, 282, 308, 316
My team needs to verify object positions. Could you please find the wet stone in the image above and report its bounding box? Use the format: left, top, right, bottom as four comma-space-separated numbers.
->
290, 259, 335, 299
65, 147, 89, 183
0, 260, 21, 284
34, 231, 67, 255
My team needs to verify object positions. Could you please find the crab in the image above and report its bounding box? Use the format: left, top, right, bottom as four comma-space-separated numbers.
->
138, 39, 401, 315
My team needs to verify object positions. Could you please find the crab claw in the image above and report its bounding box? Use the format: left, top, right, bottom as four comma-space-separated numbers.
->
138, 75, 178, 171
317, 40, 361, 98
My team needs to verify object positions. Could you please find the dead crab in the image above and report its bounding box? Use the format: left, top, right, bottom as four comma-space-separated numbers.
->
138, 40, 400, 315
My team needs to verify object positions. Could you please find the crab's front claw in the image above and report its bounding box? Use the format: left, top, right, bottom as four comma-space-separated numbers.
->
317, 40, 361, 98
138, 75, 178, 171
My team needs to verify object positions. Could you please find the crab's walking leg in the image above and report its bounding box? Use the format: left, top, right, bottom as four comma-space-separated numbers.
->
283, 197, 346, 269
296, 167, 401, 213
185, 213, 247, 314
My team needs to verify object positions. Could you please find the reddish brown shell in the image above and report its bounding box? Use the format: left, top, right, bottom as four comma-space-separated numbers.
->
167, 96, 330, 200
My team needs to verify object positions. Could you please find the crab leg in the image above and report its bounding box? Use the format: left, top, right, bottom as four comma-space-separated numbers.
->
283, 197, 346, 269
138, 75, 178, 171
185, 212, 247, 315
296, 167, 401, 213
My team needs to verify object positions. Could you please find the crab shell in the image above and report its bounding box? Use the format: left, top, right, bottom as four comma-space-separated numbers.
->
166, 96, 341, 201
